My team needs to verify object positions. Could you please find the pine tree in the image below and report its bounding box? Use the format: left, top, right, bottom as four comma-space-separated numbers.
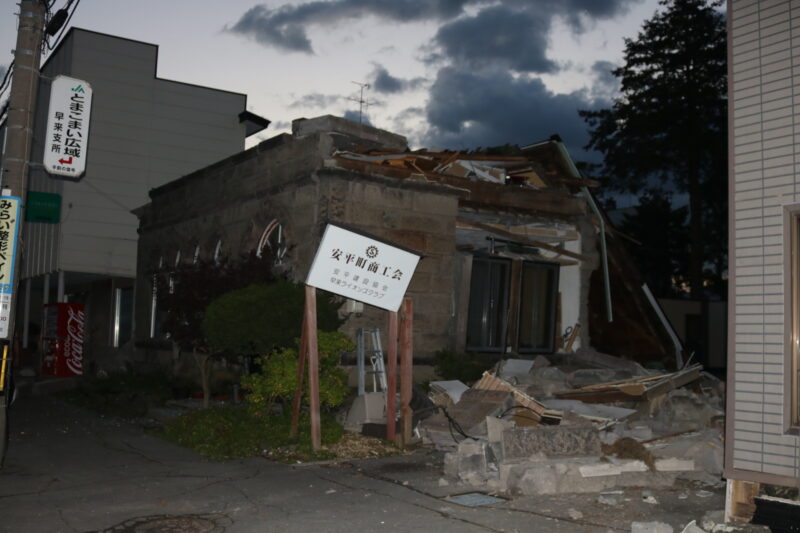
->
580, 0, 727, 297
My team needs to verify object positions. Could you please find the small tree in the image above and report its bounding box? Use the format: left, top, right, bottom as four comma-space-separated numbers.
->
202, 280, 343, 357
154, 253, 276, 407
242, 331, 353, 414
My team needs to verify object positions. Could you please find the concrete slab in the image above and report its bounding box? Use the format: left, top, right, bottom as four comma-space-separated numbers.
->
502, 425, 602, 459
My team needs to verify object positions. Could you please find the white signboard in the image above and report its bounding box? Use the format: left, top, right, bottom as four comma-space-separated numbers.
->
44, 75, 93, 179
306, 224, 421, 312
0, 197, 21, 338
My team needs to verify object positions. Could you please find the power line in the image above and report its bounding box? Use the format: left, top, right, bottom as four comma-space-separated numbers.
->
0, 62, 13, 101
44, 0, 80, 52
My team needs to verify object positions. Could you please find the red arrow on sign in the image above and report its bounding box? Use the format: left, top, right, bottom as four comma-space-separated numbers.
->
58, 156, 73, 165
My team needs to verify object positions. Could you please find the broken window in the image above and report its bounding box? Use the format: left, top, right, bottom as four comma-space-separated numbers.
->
466, 257, 559, 354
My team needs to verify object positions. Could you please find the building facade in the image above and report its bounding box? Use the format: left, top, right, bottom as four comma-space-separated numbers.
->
134, 115, 675, 366
0, 28, 267, 371
727, 0, 800, 489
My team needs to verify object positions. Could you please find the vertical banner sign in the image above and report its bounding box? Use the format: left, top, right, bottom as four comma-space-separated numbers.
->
0, 197, 20, 339
43, 76, 93, 179
306, 223, 421, 312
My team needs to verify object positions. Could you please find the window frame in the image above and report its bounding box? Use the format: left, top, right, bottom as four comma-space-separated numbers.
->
465, 255, 561, 355
112, 284, 134, 348
517, 260, 560, 355
785, 206, 800, 433
465, 256, 511, 352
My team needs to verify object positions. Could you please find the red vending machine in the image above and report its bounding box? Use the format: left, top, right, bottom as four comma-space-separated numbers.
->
41, 303, 85, 377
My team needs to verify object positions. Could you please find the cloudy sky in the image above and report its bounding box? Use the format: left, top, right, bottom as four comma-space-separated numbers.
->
1, 0, 664, 162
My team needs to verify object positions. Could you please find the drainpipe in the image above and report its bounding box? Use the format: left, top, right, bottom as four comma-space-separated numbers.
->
555, 142, 613, 322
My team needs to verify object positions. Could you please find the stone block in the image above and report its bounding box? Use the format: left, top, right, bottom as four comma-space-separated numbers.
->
412, 193, 458, 216
457, 439, 488, 475
680, 520, 705, 533
501, 457, 679, 496
655, 458, 695, 472
443, 452, 459, 478
631, 522, 673, 533
502, 425, 602, 459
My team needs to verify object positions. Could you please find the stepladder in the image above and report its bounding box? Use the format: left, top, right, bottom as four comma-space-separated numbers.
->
356, 328, 387, 395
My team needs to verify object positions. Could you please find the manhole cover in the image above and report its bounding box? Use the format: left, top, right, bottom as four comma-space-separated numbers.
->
444, 492, 508, 507
91, 513, 228, 533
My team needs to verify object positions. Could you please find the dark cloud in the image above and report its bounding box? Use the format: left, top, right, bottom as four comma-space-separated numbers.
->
589, 60, 619, 101
369, 65, 425, 94
432, 5, 555, 73
423, 67, 601, 161
228, 0, 472, 53
289, 93, 345, 108
229, 5, 314, 53
343, 109, 373, 126
270, 120, 292, 131
229, 1, 639, 55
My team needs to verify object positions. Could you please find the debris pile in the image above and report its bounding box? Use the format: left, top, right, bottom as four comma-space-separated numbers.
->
418, 348, 724, 496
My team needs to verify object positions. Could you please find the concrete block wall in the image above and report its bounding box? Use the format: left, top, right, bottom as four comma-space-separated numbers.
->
135, 128, 462, 359
312, 173, 460, 358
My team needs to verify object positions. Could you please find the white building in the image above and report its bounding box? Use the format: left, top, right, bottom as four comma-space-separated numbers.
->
0, 28, 268, 370
727, 0, 800, 502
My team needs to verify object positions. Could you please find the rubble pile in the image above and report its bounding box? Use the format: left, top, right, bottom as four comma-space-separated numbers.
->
419, 348, 725, 496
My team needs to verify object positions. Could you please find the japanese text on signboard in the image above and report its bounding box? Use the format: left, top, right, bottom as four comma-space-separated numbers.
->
44, 76, 93, 178
306, 224, 420, 312
0, 197, 20, 338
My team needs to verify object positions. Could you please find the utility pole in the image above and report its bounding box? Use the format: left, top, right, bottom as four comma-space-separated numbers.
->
3, 0, 46, 194
1, 0, 46, 337
0, 0, 46, 468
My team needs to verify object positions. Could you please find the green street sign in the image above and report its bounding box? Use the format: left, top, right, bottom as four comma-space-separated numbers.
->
26, 191, 61, 223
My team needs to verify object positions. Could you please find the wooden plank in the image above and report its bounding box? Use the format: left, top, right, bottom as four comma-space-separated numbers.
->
386, 311, 398, 442
457, 218, 590, 261
553, 365, 703, 403
643, 365, 703, 400
455, 221, 581, 242
332, 156, 585, 217
305, 286, 321, 451
473, 371, 547, 421
564, 323, 580, 352
552, 389, 647, 403
399, 297, 414, 446
725, 479, 760, 523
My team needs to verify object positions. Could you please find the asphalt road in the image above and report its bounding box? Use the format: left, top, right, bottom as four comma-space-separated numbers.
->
0, 394, 726, 533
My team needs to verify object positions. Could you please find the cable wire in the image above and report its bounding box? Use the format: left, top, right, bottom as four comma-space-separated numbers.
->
0, 61, 14, 98
45, 0, 79, 52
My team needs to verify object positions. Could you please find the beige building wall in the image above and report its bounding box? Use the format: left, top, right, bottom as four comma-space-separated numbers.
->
727, 0, 800, 484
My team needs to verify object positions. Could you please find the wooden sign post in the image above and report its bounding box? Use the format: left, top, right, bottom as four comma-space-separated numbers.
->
296, 223, 422, 451
385, 310, 398, 442
399, 297, 414, 445
288, 286, 321, 450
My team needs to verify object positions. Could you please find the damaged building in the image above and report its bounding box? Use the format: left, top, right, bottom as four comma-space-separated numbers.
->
133, 115, 674, 368
131, 114, 732, 508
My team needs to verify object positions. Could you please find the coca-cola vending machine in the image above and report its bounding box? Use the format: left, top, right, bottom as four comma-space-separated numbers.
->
41, 303, 85, 377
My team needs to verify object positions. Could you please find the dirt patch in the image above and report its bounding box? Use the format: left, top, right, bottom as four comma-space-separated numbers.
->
323, 432, 409, 460
601, 437, 656, 471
